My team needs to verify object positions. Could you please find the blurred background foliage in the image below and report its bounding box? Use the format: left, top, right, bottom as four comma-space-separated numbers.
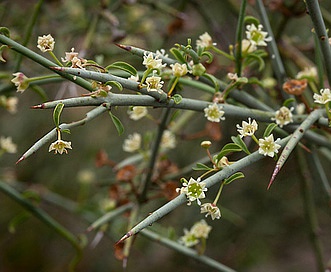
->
0, 0, 331, 271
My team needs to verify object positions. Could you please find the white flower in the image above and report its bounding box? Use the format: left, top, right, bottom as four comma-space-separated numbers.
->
204, 103, 225, 122
49, 139, 72, 154
128, 106, 148, 120
227, 73, 238, 81
241, 38, 257, 53
273, 106, 294, 128
0, 136, 17, 153
142, 52, 166, 70
313, 88, 331, 104
155, 49, 168, 58
0, 96, 18, 114
37, 34, 55, 52
196, 32, 215, 48
123, 133, 141, 153
146, 73, 164, 93
246, 24, 272, 46
128, 74, 139, 82
179, 229, 199, 247
11, 72, 29, 93
70, 56, 87, 69
61, 48, 79, 62
190, 219, 212, 238
177, 177, 207, 205
258, 134, 281, 158
296, 103, 306, 115
296, 67, 317, 81
171, 63, 188, 77
215, 156, 230, 169
161, 130, 176, 149
200, 203, 221, 220
236, 118, 258, 138
200, 140, 212, 149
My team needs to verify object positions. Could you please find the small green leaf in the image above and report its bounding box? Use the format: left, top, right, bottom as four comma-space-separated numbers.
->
231, 135, 250, 155
224, 172, 245, 185
192, 163, 213, 171
245, 53, 265, 71
0, 27, 10, 37
0, 45, 7, 62
170, 48, 186, 63
244, 16, 260, 26
201, 51, 214, 64
8, 212, 30, 234
202, 73, 220, 92
283, 98, 295, 107
61, 129, 71, 134
53, 102, 64, 128
106, 80, 123, 91
108, 111, 124, 136
263, 123, 278, 138
188, 48, 200, 64
172, 94, 182, 104
106, 61, 137, 76
217, 143, 242, 161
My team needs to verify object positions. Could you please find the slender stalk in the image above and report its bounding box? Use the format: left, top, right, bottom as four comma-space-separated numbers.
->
0, 34, 94, 92
234, 0, 246, 76
297, 149, 325, 272
117, 136, 291, 243
305, 0, 331, 86
14, 0, 44, 71
138, 108, 172, 203
268, 108, 325, 189
140, 229, 236, 272
0, 181, 83, 270
256, 0, 288, 93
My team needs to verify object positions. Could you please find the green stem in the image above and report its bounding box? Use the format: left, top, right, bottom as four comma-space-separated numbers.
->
305, 0, 331, 87
0, 34, 94, 92
297, 149, 325, 272
211, 46, 235, 61
234, 0, 246, 76
48, 51, 63, 66
167, 76, 179, 97
0, 181, 83, 270
213, 182, 224, 205
140, 229, 237, 272
138, 108, 172, 203
14, 0, 44, 71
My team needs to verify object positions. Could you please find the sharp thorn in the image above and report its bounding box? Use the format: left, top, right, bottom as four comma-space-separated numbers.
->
115, 232, 131, 245
114, 43, 131, 51
15, 155, 25, 165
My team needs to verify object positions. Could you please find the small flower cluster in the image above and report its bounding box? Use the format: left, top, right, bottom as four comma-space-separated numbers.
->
237, 117, 282, 157
0, 136, 17, 154
272, 106, 294, 128
243, 23, 272, 53
0, 95, 18, 114
11, 72, 29, 93
123, 130, 176, 153
313, 88, 331, 104
49, 129, 72, 155
62, 47, 87, 69
179, 219, 212, 248
176, 177, 207, 205
204, 103, 225, 122
37, 34, 55, 52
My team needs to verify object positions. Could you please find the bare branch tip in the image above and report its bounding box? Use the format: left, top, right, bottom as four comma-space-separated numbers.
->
15, 155, 25, 165
31, 104, 44, 109
115, 232, 131, 245
115, 43, 131, 51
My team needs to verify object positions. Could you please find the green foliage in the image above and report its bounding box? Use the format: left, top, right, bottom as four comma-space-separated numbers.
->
53, 102, 64, 128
